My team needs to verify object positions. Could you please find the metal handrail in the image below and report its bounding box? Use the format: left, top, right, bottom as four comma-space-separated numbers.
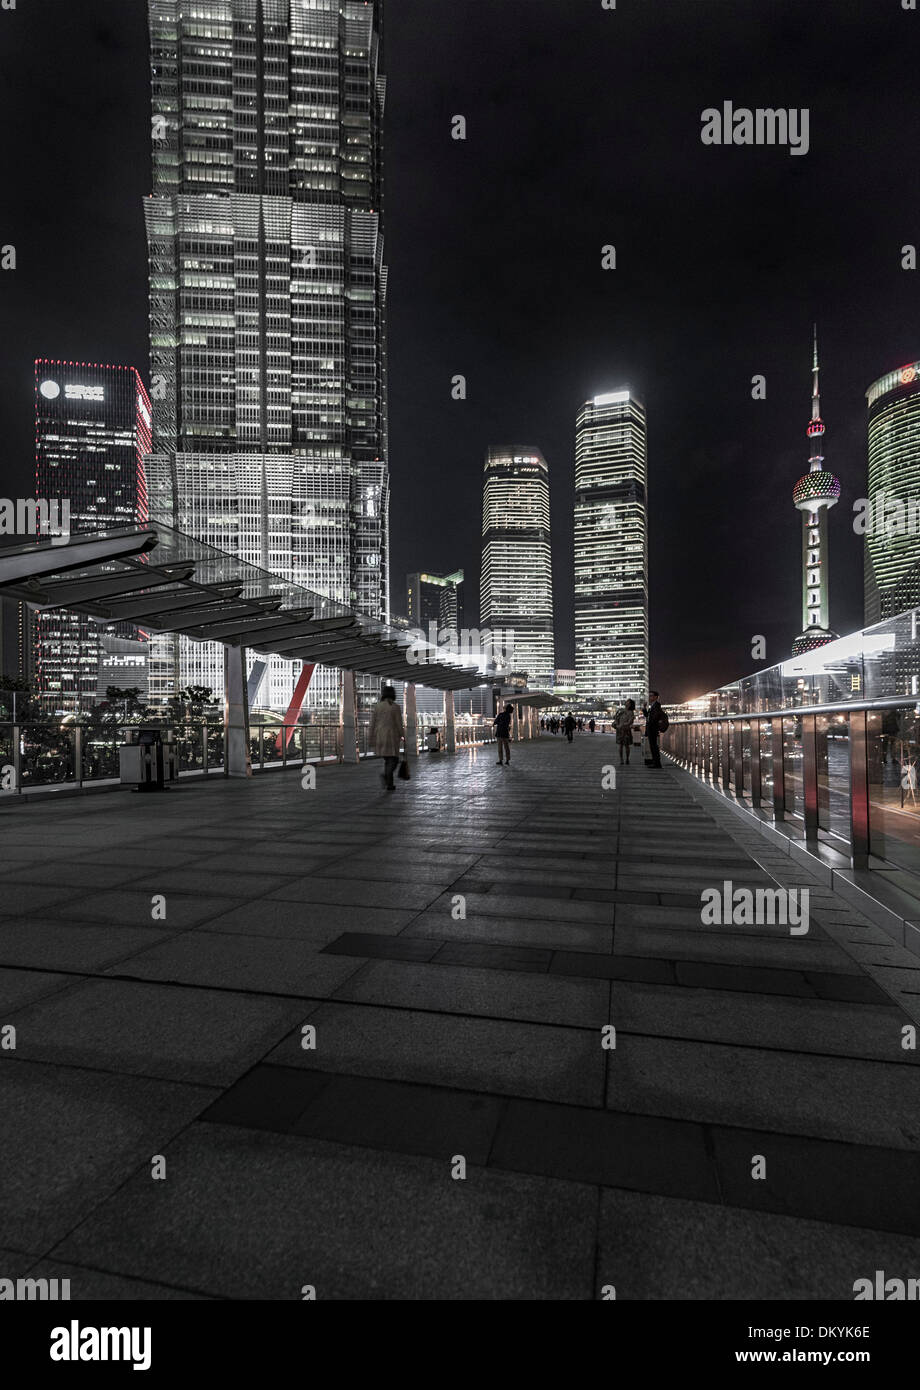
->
674, 695, 920, 723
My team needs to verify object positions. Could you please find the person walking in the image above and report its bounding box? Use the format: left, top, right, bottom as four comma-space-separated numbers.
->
369, 685, 405, 790
563, 713, 576, 743
588, 718, 596, 734
644, 690, 666, 768
615, 699, 636, 764
494, 702, 514, 765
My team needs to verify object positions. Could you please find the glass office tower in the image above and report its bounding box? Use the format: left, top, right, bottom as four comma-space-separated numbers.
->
480, 447, 554, 688
574, 390, 648, 705
865, 360, 920, 624
33, 361, 151, 712
406, 570, 464, 634
145, 0, 389, 708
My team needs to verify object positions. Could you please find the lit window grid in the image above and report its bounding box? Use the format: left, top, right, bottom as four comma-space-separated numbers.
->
865, 383, 920, 621
574, 397, 649, 704
146, 0, 388, 704
34, 361, 150, 711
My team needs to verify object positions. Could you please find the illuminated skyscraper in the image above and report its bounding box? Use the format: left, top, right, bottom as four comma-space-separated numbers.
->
406, 570, 464, 634
864, 359, 920, 623
574, 390, 648, 703
792, 329, 840, 655
33, 361, 151, 711
480, 448, 554, 688
145, 0, 389, 708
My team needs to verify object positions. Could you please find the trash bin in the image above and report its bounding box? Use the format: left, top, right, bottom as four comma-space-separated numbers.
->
119, 728, 176, 792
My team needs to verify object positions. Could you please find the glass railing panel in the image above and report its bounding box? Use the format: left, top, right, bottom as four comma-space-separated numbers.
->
783, 716, 802, 819
819, 712, 850, 843
868, 706, 920, 873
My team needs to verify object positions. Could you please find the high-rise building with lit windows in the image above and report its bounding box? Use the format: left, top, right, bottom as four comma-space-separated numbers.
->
145, 0, 389, 708
480, 447, 554, 688
33, 360, 152, 711
574, 390, 648, 704
864, 360, 920, 624
406, 569, 464, 634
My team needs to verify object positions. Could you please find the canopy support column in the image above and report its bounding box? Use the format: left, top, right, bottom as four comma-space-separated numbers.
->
342, 670, 360, 763
444, 689, 457, 754
404, 682, 418, 756
224, 644, 252, 778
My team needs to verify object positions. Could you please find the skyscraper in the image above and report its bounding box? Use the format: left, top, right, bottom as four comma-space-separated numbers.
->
574, 391, 648, 704
792, 329, 840, 655
145, 0, 389, 709
33, 360, 151, 711
864, 359, 920, 623
480, 447, 554, 688
406, 570, 464, 635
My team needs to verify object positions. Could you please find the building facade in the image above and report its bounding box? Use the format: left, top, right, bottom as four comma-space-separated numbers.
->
480, 447, 554, 689
145, 0, 389, 709
0, 599, 34, 686
574, 391, 648, 704
864, 360, 920, 624
33, 361, 151, 712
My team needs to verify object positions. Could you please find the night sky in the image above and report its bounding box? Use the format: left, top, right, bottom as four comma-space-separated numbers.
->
1, 0, 918, 700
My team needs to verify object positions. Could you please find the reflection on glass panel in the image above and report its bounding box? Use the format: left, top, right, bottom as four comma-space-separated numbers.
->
741, 720, 752, 803
818, 712, 850, 842
82, 732, 120, 781
19, 725, 76, 785
0, 726, 12, 783
868, 707, 920, 874
784, 716, 802, 818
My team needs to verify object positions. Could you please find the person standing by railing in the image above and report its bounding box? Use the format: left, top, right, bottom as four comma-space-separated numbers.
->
644, 691, 666, 768
494, 702, 514, 766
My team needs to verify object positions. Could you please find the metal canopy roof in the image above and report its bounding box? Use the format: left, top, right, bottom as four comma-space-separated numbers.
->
0, 523, 504, 691
505, 692, 564, 708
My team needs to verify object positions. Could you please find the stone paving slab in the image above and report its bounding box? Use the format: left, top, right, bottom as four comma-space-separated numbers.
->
605, 1034, 920, 1149
23, 1260, 213, 1300
0, 1058, 215, 1253
609, 980, 910, 1061
0, 965, 74, 1013
197, 900, 416, 941
0, 920, 178, 973
50, 1125, 598, 1300
267, 1001, 606, 1105
401, 909, 614, 954
595, 1188, 920, 1300
332, 959, 611, 1028
6, 978, 312, 1085
106, 930, 367, 999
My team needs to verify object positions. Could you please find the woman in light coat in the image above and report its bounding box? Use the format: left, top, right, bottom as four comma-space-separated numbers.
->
615, 698, 636, 765
369, 686, 405, 790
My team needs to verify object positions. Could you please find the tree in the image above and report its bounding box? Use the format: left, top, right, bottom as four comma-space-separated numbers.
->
0, 676, 37, 720
168, 685, 219, 719
105, 686, 144, 714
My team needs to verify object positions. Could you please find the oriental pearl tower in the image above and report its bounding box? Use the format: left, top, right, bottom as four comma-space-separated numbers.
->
792, 327, 841, 655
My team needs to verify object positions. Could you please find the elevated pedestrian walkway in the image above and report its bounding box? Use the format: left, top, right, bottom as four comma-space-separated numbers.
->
0, 736, 917, 1298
